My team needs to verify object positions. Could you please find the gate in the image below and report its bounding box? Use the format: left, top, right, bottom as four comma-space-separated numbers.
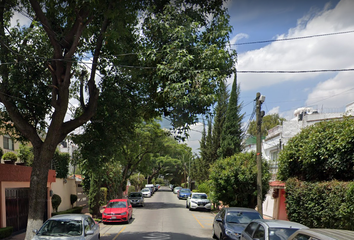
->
5, 188, 29, 232
76, 182, 88, 207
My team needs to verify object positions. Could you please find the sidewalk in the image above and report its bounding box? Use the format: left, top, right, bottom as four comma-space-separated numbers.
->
4, 205, 97, 240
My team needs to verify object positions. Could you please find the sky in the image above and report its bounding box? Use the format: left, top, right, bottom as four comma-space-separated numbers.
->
185, 0, 354, 154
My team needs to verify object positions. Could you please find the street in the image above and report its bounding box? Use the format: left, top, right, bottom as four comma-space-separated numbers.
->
99, 186, 214, 240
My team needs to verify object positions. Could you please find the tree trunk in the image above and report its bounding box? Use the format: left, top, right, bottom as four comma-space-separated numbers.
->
25, 145, 55, 240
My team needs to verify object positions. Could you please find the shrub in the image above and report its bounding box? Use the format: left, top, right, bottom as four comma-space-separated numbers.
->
2, 152, 17, 162
51, 206, 83, 216
51, 194, 62, 212
100, 187, 107, 206
70, 194, 78, 208
286, 178, 354, 230
196, 182, 210, 194
0, 227, 13, 239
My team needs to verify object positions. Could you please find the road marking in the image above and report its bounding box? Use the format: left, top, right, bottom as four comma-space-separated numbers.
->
192, 214, 204, 228
112, 226, 126, 240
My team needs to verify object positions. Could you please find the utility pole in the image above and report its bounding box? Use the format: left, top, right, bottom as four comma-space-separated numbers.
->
256, 92, 265, 216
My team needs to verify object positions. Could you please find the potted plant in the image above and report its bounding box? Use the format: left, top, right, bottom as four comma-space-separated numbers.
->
2, 152, 18, 165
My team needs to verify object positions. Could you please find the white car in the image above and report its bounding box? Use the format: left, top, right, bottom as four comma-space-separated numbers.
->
186, 192, 211, 211
141, 188, 151, 198
32, 214, 100, 240
173, 186, 182, 194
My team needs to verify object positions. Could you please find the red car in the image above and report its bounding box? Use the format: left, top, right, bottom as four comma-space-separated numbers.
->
102, 199, 133, 224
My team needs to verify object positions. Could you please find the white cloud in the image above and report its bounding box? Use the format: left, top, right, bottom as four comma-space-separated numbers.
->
237, 0, 354, 93
11, 11, 31, 27
185, 122, 204, 155
267, 106, 280, 115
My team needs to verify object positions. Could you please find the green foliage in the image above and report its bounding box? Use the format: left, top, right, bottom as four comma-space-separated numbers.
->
70, 194, 78, 208
248, 113, 286, 137
0, 226, 13, 239
2, 151, 17, 162
210, 151, 270, 207
17, 144, 34, 166
128, 185, 136, 194
51, 207, 83, 216
196, 182, 210, 195
51, 194, 62, 213
286, 178, 354, 230
218, 75, 244, 158
52, 151, 70, 179
100, 188, 107, 206
278, 118, 354, 181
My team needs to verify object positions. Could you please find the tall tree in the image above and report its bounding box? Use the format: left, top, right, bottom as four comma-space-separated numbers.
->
247, 113, 286, 137
0, 1, 235, 238
218, 73, 244, 158
211, 80, 229, 162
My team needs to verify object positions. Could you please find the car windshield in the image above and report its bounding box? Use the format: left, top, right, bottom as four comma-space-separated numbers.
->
192, 194, 207, 199
269, 228, 299, 240
129, 193, 142, 198
142, 189, 149, 192
225, 211, 262, 224
37, 219, 82, 236
107, 201, 127, 208
180, 189, 190, 193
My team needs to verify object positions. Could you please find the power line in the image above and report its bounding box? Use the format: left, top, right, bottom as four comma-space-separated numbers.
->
233, 30, 354, 46
237, 68, 354, 73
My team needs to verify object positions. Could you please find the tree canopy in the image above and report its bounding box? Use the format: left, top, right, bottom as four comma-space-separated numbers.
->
278, 117, 354, 182
0, 1, 235, 238
247, 113, 286, 137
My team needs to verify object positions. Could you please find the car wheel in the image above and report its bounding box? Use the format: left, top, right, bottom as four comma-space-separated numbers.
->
212, 226, 217, 239
189, 207, 193, 211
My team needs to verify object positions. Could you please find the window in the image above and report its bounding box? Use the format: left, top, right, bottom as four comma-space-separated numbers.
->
253, 225, 265, 240
3, 135, 14, 150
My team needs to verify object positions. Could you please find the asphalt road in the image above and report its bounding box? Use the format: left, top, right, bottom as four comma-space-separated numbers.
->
100, 186, 215, 240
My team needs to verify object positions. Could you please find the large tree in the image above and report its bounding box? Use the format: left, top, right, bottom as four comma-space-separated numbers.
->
0, 1, 235, 239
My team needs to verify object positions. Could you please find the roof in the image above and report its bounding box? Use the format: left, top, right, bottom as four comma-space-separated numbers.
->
225, 207, 259, 213
254, 219, 308, 229
289, 228, 354, 240
50, 214, 88, 220
270, 181, 286, 188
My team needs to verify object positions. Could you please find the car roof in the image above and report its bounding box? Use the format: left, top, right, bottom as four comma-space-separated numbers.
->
109, 199, 128, 202
49, 214, 87, 220
289, 228, 354, 240
129, 192, 142, 194
225, 207, 260, 213
191, 192, 207, 195
252, 219, 308, 229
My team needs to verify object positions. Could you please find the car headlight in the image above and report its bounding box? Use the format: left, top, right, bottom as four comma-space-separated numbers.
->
225, 229, 240, 239
103, 213, 107, 216
120, 212, 127, 215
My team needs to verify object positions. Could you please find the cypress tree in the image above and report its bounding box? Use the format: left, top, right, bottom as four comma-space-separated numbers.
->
218, 73, 244, 158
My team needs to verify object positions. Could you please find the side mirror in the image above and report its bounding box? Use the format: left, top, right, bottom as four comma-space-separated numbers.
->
86, 230, 94, 236
103, 206, 106, 209
216, 218, 222, 222
32, 229, 38, 234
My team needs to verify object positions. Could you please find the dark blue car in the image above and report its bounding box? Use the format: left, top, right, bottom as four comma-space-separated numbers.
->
177, 188, 191, 200
212, 207, 262, 240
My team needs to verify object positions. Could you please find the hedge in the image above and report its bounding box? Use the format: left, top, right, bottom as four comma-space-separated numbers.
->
51, 206, 83, 216
0, 227, 13, 239
286, 178, 354, 230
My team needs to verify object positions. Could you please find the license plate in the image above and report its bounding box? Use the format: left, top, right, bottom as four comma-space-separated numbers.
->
111, 216, 116, 219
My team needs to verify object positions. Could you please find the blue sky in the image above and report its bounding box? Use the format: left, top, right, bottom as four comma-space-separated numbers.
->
186, 0, 354, 154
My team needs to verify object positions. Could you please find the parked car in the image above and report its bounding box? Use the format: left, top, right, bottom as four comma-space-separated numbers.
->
141, 188, 151, 198
173, 186, 182, 194
241, 219, 308, 240
145, 184, 155, 195
32, 214, 100, 240
128, 192, 145, 207
288, 228, 354, 240
169, 184, 174, 190
212, 207, 262, 240
102, 199, 133, 224
177, 188, 191, 200
186, 192, 211, 211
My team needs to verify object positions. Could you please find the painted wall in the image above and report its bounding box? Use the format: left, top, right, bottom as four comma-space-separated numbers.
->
0, 164, 56, 228
51, 178, 77, 212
